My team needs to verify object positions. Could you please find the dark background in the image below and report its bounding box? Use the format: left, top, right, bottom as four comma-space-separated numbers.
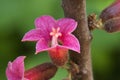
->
1, 0, 120, 80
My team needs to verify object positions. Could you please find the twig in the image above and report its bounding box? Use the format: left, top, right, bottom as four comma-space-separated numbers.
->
62, 0, 93, 80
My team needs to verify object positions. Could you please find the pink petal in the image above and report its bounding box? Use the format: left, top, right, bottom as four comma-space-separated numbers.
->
36, 38, 51, 54
59, 34, 80, 53
22, 29, 42, 42
57, 18, 77, 33
35, 15, 56, 33
6, 56, 26, 80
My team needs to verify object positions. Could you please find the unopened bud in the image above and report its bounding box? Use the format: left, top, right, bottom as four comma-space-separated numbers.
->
100, 0, 120, 33
24, 62, 57, 80
100, 0, 120, 22
104, 17, 120, 33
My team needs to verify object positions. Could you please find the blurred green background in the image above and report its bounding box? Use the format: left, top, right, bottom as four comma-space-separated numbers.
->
0, 0, 120, 80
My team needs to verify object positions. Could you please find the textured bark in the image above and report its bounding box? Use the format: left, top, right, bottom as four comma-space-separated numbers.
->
62, 0, 93, 80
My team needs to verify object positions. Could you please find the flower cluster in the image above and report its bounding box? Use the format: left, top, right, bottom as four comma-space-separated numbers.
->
6, 15, 80, 80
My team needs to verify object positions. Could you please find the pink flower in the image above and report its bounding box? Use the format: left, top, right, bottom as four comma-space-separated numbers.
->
22, 15, 80, 54
6, 56, 28, 80
6, 56, 58, 80
22, 15, 80, 66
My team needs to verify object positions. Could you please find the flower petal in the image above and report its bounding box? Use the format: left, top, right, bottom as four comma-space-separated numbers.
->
6, 56, 26, 80
22, 29, 42, 42
36, 38, 50, 54
59, 34, 80, 53
35, 15, 56, 32
57, 18, 77, 33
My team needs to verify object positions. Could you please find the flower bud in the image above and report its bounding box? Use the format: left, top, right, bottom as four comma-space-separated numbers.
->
100, 0, 120, 32
100, 0, 120, 22
104, 17, 120, 32
48, 46, 69, 66
24, 62, 57, 80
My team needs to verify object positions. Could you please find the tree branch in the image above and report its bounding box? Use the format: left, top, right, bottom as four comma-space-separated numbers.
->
62, 0, 93, 80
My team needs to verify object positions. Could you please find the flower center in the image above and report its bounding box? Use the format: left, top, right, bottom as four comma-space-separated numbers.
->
50, 27, 62, 47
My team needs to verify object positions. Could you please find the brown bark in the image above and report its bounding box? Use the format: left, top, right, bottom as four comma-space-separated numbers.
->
62, 0, 93, 80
